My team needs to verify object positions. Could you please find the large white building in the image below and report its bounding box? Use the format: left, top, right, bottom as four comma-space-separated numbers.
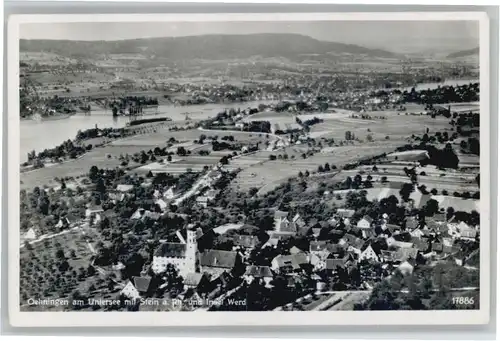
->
151, 228, 197, 278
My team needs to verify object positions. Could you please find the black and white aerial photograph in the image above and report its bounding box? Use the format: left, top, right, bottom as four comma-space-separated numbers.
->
14, 16, 485, 316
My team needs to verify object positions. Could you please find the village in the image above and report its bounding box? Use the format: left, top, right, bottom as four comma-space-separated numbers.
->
19, 85, 480, 311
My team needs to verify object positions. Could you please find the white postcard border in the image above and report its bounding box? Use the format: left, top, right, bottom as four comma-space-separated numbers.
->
7, 12, 491, 327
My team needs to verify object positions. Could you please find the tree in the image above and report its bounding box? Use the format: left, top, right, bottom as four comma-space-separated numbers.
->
399, 183, 414, 202
423, 199, 440, 216
176, 146, 187, 156
89, 166, 99, 182
249, 187, 259, 196
96, 178, 106, 196
55, 248, 66, 260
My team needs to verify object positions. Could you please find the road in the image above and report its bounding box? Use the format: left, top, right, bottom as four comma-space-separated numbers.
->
172, 171, 213, 206
20, 224, 82, 248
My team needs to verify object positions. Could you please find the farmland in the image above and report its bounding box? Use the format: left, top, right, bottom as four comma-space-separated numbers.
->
20, 124, 279, 189
231, 112, 452, 194
233, 142, 401, 194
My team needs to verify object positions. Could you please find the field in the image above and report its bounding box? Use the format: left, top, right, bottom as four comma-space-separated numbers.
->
20, 145, 147, 190
134, 150, 271, 175
309, 112, 450, 142
233, 142, 402, 194
230, 112, 453, 193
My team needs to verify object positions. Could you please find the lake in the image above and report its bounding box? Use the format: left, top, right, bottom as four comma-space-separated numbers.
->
20, 100, 276, 162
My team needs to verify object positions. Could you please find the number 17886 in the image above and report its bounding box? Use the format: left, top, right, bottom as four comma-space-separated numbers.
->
452, 296, 475, 305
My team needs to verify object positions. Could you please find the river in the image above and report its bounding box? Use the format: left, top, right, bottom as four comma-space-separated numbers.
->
20, 100, 276, 162
20, 78, 479, 162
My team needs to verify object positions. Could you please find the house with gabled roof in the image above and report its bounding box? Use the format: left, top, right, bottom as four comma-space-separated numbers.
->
265, 231, 295, 243
183, 272, 210, 292
121, 276, 155, 300
55, 214, 78, 229
398, 259, 416, 275
385, 224, 401, 235
291, 213, 306, 229
380, 250, 396, 262
393, 247, 419, 263
433, 212, 447, 223
452, 248, 479, 267
121, 280, 141, 300
359, 242, 383, 262
199, 249, 241, 279
243, 265, 274, 287
326, 253, 354, 271
289, 246, 304, 255
341, 234, 365, 255
273, 210, 298, 234
271, 253, 308, 274
357, 215, 373, 230
310, 241, 330, 254
424, 218, 443, 232
363, 229, 377, 239
432, 242, 443, 253
336, 208, 355, 217
155, 198, 168, 211
21, 227, 37, 244
459, 227, 478, 241
410, 237, 430, 253
130, 208, 161, 221
163, 187, 177, 200
309, 250, 330, 270
86, 205, 103, 218
233, 234, 260, 249
405, 216, 420, 230
274, 209, 289, 221
116, 184, 134, 193
205, 189, 219, 201
388, 240, 414, 249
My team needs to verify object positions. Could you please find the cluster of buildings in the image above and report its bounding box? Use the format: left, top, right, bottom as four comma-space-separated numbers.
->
116, 193, 479, 305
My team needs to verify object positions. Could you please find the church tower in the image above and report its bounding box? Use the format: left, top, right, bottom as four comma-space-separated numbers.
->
185, 227, 198, 274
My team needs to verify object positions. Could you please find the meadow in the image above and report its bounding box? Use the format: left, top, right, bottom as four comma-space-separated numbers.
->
20, 224, 102, 311
21, 125, 276, 189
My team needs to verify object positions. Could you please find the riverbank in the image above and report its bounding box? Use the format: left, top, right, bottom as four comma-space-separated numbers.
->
20, 100, 279, 163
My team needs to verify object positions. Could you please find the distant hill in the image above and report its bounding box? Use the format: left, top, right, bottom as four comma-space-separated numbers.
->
447, 47, 479, 59
20, 33, 400, 61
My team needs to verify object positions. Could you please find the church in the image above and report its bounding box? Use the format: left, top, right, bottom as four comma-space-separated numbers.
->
151, 227, 197, 278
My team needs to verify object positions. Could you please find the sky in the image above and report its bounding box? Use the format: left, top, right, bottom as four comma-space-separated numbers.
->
20, 21, 479, 54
